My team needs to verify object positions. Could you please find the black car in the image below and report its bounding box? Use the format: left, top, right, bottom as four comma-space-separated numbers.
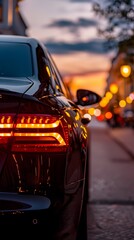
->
0, 35, 101, 239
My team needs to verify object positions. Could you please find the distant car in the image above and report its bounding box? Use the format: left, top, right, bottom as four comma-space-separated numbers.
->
123, 109, 134, 128
106, 112, 125, 128
0, 35, 101, 239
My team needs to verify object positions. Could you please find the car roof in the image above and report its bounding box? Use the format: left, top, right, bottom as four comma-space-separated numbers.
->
0, 34, 37, 43
0, 34, 48, 54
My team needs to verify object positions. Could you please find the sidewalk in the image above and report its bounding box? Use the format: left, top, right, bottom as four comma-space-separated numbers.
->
89, 117, 134, 159
108, 127, 134, 159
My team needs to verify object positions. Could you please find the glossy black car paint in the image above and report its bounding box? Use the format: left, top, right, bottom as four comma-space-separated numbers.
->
0, 35, 101, 239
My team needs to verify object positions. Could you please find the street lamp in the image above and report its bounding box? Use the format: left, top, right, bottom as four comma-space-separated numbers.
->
120, 63, 134, 113
120, 65, 131, 78
120, 64, 133, 98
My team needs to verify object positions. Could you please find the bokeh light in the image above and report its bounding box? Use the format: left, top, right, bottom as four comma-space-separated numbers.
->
83, 113, 92, 121
105, 91, 113, 100
88, 108, 95, 116
109, 83, 118, 94
94, 108, 101, 117
126, 96, 133, 104
120, 65, 131, 78
99, 97, 109, 108
119, 100, 126, 108
105, 111, 113, 119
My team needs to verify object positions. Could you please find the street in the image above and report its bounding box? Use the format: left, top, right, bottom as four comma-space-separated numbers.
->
87, 121, 134, 240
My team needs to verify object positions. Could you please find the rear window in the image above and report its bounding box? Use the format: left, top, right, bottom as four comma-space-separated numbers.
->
0, 42, 33, 78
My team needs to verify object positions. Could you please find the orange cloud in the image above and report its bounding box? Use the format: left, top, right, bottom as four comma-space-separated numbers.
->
64, 71, 108, 98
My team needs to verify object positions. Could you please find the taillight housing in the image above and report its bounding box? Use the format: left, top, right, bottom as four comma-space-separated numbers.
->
0, 114, 69, 152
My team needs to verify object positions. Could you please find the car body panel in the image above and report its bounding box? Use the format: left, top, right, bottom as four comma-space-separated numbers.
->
0, 35, 101, 238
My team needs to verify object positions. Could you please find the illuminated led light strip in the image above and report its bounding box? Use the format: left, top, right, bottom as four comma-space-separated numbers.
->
0, 120, 60, 129
0, 124, 13, 128
0, 133, 12, 136
0, 132, 66, 145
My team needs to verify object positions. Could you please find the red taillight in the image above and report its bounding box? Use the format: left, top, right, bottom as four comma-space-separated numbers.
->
0, 114, 69, 152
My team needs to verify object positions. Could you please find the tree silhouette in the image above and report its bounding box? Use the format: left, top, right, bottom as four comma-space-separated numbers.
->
92, 0, 134, 49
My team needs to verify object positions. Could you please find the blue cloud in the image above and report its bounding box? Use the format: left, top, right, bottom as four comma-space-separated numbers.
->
47, 17, 97, 29
45, 39, 113, 55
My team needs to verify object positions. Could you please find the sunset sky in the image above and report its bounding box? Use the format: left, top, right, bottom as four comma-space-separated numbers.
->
19, 0, 115, 96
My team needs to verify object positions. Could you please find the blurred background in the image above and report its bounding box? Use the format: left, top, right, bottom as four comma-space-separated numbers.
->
0, 0, 134, 129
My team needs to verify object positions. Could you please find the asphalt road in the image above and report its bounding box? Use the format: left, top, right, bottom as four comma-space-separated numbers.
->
87, 123, 134, 240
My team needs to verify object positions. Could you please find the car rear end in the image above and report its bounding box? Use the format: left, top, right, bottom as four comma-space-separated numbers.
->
0, 37, 89, 240
0, 90, 72, 226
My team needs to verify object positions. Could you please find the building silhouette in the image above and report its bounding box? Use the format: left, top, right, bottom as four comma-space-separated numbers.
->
107, 37, 134, 100
0, 0, 27, 35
